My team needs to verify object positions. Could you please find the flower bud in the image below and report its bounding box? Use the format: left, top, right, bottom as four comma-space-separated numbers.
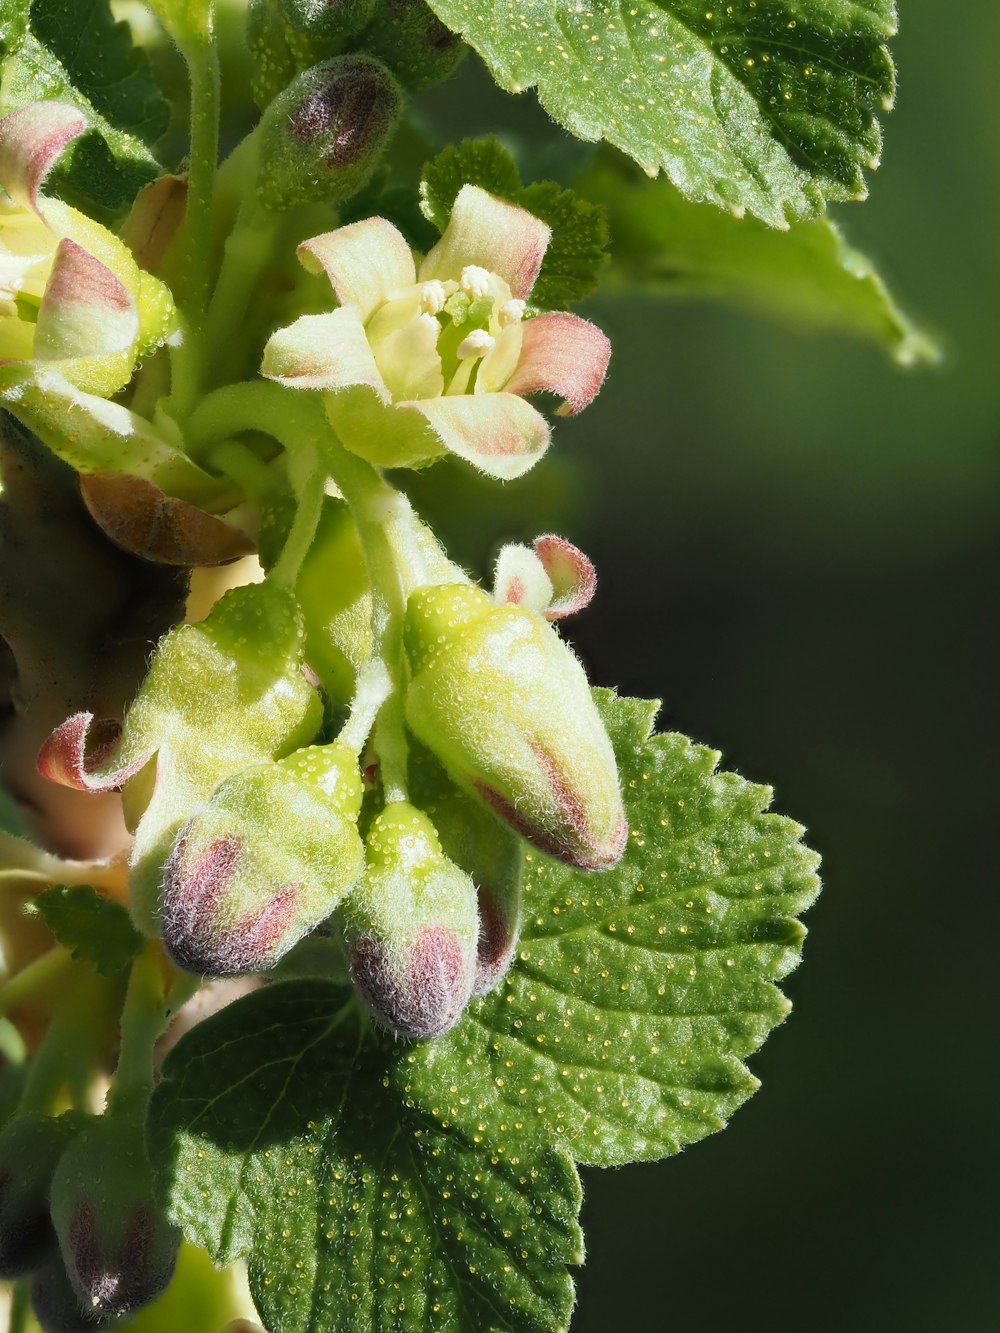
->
161, 743, 364, 976
404, 584, 626, 870
256, 56, 401, 210
50, 1115, 180, 1319
357, 0, 465, 91
31, 1251, 120, 1333
342, 803, 478, 1038
0, 1112, 87, 1278
278, 0, 377, 41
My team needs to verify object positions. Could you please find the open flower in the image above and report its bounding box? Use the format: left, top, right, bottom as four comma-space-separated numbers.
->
262, 185, 611, 479
0, 102, 173, 400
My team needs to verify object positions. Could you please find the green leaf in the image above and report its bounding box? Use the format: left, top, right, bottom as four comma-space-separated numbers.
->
151, 693, 818, 1328
30, 884, 142, 976
581, 151, 937, 365
150, 982, 581, 1333
420, 138, 609, 309
0, 0, 169, 216
424, 0, 896, 225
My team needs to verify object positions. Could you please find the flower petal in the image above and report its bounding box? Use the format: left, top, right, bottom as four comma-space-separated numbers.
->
33, 238, 138, 385
493, 543, 554, 613
299, 218, 415, 321
401, 393, 550, 480
533, 534, 596, 618
325, 386, 443, 469
36, 712, 148, 792
504, 311, 611, 416
419, 186, 551, 301
262, 307, 390, 399
0, 103, 86, 213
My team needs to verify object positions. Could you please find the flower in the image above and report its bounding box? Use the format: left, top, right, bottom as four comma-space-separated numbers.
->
0, 102, 173, 400
261, 184, 611, 479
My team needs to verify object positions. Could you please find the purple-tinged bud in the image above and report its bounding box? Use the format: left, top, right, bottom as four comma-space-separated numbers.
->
30, 1251, 120, 1333
404, 584, 627, 871
256, 56, 401, 210
0, 1112, 87, 1278
161, 743, 364, 977
50, 1116, 179, 1319
342, 803, 478, 1038
358, 0, 465, 91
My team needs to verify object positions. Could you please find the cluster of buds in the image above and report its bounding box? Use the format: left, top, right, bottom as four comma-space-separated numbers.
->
0, 1109, 179, 1329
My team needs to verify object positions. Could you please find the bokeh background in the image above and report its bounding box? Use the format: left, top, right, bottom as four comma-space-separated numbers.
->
415, 1, 998, 1328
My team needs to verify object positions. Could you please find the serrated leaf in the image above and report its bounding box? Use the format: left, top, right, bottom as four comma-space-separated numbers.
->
0, 0, 169, 217
420, 138, 608, 308
30, 883, 142, 975
150, 983, 581, 1333
424, 0, 896, 226
581, 151, 937, 364
151, 693, 818, 1329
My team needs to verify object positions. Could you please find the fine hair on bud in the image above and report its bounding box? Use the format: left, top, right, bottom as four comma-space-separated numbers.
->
50, 1115, 180, 1320
357, 0, 466, 91
31, 1251, 121, 1333
278, 0, 377, 41
342, 803, 479, 1039
257, 56, 402, 210
0, 1112, 87, 1279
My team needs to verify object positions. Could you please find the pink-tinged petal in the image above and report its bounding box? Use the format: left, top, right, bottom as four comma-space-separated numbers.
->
419, 185, 551, 301
33, 238, 138, 362
400, 392, 550, 480
505, 312, 611, 416
36, 712, 149, 792
298, 218, 415, 321
261, 308, 390, 399
0, 103, 87, 213
493, 542, 553, 613
534, 534, 596, 619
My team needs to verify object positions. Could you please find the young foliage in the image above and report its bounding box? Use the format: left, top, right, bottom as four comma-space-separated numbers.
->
29, 884, 143, 976
0, 0, 168, 216
150, 693, 819, 1330
423, 0, 896, 225
581, 151, 936, 364
420, 138, 609, 310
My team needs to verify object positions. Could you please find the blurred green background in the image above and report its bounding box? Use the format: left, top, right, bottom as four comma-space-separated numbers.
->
416, 1, 998, 1328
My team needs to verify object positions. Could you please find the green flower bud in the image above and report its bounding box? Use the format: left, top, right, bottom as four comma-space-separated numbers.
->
278, 0, 377, 42
0, 1112, 86, 1278
50, 1115, 180, 1319
247, 0, 299, 108
358, 0, 465, 91
404, 584, 627, 871
256, 56, 402, 211
342, 803, 478, 1038
162, 743, 364, 977
31, 1251, 121, 1333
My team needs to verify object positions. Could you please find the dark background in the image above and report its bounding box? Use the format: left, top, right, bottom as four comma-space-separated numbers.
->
418, 1, 999, 1328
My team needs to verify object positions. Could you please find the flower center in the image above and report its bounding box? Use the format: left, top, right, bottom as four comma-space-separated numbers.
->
365, 265, 525, 403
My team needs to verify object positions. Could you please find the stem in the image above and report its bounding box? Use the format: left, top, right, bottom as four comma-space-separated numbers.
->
271, 443, 325, 590
108, 946, 167, 1119
17, 967, 112, 1117
8, 1279, 29, 1333
0, 946, 71, 1018
187, 383, 428, 798
181, 42, 221, 330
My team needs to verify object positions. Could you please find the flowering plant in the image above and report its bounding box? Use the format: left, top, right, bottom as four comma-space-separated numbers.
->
0, 1, 921, 1329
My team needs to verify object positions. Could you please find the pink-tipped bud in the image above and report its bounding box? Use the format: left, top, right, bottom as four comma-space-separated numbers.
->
404, 584, 626, 870
161, 744, 364, 977
342, 803, 478, 1038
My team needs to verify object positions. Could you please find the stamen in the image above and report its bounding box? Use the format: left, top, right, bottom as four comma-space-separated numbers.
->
455, 328, 496, 360
419, 280, 448, 315
460, 265, 492, 300
498, 299, 526, 326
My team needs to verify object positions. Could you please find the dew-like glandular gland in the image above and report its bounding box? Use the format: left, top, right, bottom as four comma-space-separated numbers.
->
289, 65, 395, 169
160, 835, 301, 977
350, 926, 472, 1038
67, 1200, 175, 1317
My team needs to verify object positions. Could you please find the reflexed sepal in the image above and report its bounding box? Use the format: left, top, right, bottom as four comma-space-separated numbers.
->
50, 1115, 180, 1319
358, 0, 465, 91
256, 56, 401, 210
494, 533, 596, 620
161, 743, 364, 977
404, 583, 626, 870
342, 803, 478, 1037
0, 1112, 88, 1279
36, 584, 322, 936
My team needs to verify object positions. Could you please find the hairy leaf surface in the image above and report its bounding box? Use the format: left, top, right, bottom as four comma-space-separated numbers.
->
30, 883, 142, 975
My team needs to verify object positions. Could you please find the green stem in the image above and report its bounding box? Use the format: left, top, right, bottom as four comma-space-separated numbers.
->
181, 41, 221, 330
271, 442, 325, 590
108, 946, 167, 1119
8, 1278, 29, 1333
187, 383, 427, 799
0, 947, 71, 1018
17, 967, 112, 1117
